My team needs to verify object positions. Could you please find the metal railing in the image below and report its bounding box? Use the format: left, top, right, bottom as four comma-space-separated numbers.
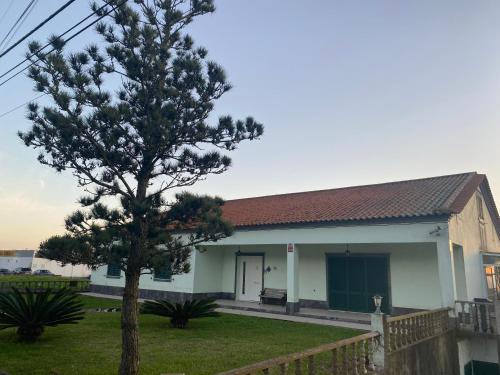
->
216, 331, 380, 375
455, 300, 496, 335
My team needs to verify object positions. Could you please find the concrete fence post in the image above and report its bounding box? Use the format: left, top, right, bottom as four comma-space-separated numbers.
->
371, 312, 387, 373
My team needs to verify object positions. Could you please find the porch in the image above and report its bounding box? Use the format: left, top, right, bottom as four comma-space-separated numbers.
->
194, 227, 458, 315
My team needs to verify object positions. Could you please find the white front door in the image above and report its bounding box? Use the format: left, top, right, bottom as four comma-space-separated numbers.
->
237, 256, 263, 302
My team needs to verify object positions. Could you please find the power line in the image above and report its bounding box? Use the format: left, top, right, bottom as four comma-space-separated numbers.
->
0, 0, 15, 25
0, 0, 127, 88
0, 93, 46, 120
0, 0, 37, 52
1, 0, 39, 53
0, 0, 78, 59
0, 2, 112, 81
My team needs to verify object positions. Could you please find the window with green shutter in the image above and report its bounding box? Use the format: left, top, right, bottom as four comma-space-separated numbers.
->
154, 260, 172, 282
106, 262, 121, 278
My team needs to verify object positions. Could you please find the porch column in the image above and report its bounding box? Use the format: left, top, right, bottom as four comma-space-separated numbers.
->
436, 238, 457, 308
286, 243, 300, 314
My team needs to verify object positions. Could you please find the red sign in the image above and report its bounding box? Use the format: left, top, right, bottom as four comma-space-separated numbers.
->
287, 243, 294, 252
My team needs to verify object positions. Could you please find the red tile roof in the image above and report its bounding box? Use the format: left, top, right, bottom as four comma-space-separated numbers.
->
222, 172, 496, 228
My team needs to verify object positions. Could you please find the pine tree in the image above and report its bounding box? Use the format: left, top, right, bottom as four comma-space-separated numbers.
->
19, 1, 263, 374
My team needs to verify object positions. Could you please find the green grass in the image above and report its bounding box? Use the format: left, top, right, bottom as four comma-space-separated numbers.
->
0, 296, 362, 375
78, 295, 123, 309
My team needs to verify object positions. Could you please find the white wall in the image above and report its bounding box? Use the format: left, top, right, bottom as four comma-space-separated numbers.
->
457, 337, 498, 375
201, 242, 442, 310
449, 188, 500, 300
217, 245, 287, 295
192, 247, 224, 293
90, 249, 197, 294
213, 221, 447, 246
32, 258, 91, 277
0, 251, 34, 270
90, 220, 448, 311
297, 243, 442, 309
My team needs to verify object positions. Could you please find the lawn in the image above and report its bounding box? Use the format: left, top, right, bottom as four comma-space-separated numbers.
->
0, 296, 362, 375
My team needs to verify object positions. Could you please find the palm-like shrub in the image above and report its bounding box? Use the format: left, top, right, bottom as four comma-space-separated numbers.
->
142, 298, 219, 329
0, 288, 84, 342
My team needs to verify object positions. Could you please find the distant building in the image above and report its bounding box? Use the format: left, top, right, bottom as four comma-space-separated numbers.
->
31, 257, 91, 278
0, 250, 90, 277
0, 250, 35, 271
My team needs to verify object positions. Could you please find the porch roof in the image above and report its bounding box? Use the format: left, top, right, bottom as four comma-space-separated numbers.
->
223, 172, 498, 230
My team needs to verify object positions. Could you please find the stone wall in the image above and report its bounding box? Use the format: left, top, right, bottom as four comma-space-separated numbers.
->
384, 330, 460, 375
90, 284, 233, 302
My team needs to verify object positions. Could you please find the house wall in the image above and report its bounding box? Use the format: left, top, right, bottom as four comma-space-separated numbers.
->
448, 188, 500, 300
457, 337, 499, 375
213, 222, 447, 246
298, 243, 442, 310
90, 220, 448, 311
194, 241, 442, 311
217, 245, 287, 294
90, 249, 196, 294
192, 247, 224, 293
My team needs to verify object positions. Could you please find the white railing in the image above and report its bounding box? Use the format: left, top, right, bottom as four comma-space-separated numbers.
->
385, 308, 450, 353
216, 331, 380, 375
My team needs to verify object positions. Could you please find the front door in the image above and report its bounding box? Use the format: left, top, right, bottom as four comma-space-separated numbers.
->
237, 255, 263, 302
327, 254, 389, 313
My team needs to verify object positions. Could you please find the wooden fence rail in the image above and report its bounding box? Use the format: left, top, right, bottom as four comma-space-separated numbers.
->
216, 331, 380, 375
455, 300, 496, 335
385, 307, 450, 353
0, 279, 91, 292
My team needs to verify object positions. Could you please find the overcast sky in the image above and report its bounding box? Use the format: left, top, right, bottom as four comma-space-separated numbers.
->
1, 0, 500, 249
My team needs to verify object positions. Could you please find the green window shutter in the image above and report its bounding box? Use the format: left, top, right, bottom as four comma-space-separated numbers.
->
154, 259, 172, 281
107, 262, 121, 278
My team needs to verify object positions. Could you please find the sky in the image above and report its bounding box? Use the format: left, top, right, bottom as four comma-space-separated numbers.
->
1, 0, 500, 249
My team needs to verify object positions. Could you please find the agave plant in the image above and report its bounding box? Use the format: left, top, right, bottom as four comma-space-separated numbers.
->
0, 288, 84, 342
142, 298, 219, 329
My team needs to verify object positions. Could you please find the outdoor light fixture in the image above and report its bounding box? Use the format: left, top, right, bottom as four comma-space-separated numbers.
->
373, 294, 383, 314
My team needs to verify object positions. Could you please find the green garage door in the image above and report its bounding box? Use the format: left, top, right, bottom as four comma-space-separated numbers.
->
327, 255, 390, 313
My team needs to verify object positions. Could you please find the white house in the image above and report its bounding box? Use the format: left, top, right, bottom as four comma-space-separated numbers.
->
91, 172, 500, 317
0, 250, 35, 271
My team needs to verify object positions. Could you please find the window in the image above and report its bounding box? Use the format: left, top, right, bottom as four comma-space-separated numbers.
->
106, 262, 121, 278
484, 265, 500, 300
477, 193, 487, 249
154, 259, 172, 282
477, 194, 485, 221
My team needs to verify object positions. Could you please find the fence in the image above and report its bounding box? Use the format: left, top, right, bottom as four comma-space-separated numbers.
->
384, 308, 450, 353
455, 300, 496, 335
216, 307, 456, 375
216, 331, 380, 375
0, 279, 91, 292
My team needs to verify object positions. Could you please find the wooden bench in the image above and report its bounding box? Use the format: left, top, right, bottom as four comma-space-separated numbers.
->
259, 288, 287, 306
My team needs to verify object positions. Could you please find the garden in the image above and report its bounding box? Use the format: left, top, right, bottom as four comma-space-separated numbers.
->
0, 294, 361, 375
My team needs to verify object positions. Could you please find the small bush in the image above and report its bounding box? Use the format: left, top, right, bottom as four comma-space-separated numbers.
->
0, 288, 84, 342
142, 298, 219, 328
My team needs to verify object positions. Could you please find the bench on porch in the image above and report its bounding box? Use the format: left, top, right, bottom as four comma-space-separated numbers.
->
259, 288, 287, 306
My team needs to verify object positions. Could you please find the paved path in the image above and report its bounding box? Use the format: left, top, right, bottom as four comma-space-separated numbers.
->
216, 308, 369, 330
82, 292, 370, 330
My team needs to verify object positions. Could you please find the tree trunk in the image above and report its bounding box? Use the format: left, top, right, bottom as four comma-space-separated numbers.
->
119, 268, 141, 375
